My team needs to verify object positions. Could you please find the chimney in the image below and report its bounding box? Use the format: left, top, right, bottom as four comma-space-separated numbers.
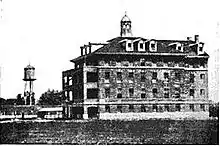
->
88, 42, 92, 53
84, 45, 87, 55
194, 35, 199, 43
80, 46, 84, 56
187, 37, 192, 41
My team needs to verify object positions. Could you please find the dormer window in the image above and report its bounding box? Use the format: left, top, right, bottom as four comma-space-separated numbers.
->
149, 41, 157, 52
137, 40, 145, 52
176, 43, 183, 52
199, 43, 203, 51
140, 43, 143, 49
151, 43, 155, 48
199, 46, 203, 52
198, 43, 204, 54
126, 40, 133, 51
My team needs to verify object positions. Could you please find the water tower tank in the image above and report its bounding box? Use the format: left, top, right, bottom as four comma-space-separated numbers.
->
23, 64, 36, 81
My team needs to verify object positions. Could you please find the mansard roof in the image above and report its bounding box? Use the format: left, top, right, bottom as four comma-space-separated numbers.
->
94, 37, 204, 53
70, 37, 209, 62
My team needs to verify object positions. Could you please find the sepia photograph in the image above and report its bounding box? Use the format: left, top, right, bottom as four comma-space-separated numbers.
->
0, 0, 219, 144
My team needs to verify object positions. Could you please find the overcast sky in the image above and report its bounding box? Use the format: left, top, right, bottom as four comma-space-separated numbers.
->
0, 0, 219, 102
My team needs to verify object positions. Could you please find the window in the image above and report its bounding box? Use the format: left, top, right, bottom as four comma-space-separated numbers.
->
69, 91, 73, 101
105, 88, 110, 98
110, 61, 116, 66
153, 88, 157, 94
164, 104, 169, 112
199, 44, 203, 52
117, 105, 122, 113
174, 88, 180, 98
140, 61, 145, 66
117, 72, 122, 80
190, 74, 194, 83
128, 72, 134, 78
175, 94, 180, 98
105, 105, 110, 112
65, 91, 68, 97
164, 93, 169, 98
129, 104, 134, 112
176, 43, 183, 52
117, 93, 122, 98
140, 58, 145, 66
141, 72, 145, 82
64, 76, 68, 83
175, 72, 180, 80
153, 104, 158, 112
151, 43, 155, 49
199, 47, 203, 52
190, 89, 194, 96
87, 72, 98, 82
140, 43, 143, 49
200, 89, 205, 95
152, 72, 157, 79
141, 88, 145, 92
190, 104, 194, 111
126, 41, 133, 51
129, 88, 134, 97
176, 104, 181, 112
200, 104, 205, 111
164, 72, 169, 79
117, 88, 122, 98
87, 89, 98, 99
141, 93, 146, 98
150, 41, 157, 52
200, 74, 205, 79
105, 72, 110, 79
141, 105, 146, 112
69, 77, 72, 85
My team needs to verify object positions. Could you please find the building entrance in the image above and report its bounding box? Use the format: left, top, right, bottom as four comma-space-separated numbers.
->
88, 107, 99, 119
71, 107, 83, 119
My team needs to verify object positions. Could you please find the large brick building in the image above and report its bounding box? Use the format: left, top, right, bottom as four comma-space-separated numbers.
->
62, 14, 209, 120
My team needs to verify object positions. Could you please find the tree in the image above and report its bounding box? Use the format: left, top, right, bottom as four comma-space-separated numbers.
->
37, 89, 65, 105
209, 102, 219, 119
16, 94, 25, 105
0, 97, 6, 105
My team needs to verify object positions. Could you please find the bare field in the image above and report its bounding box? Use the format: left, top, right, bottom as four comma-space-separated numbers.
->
0, 119, 218, 144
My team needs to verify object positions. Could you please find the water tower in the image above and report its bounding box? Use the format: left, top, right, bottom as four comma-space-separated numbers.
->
23, 64, 36, 105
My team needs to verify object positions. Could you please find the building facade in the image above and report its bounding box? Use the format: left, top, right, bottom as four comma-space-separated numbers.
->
62, 14, 209, 120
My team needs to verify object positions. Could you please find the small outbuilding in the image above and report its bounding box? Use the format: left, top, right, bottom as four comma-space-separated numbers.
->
37, 107, 63, 119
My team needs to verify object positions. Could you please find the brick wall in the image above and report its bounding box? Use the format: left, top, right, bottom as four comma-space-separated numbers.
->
98, 66, 208, 101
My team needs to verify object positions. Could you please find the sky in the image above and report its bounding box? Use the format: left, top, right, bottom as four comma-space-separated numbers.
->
0, 0, 219, 102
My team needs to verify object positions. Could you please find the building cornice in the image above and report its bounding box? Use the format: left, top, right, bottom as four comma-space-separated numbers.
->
85, 65, 208, 71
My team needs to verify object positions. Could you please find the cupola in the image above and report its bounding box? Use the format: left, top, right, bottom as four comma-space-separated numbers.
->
120, 12, 132, 37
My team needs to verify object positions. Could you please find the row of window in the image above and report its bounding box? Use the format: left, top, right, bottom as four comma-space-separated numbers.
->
104, 71, 205, 81
99, 60, 207, 69
65, 88, 206, 100
104, 104, 206, 113
126, 41, 184, 52
105, 88, 205, 98
125, 40, 204, 54
64, 72, 206, 86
